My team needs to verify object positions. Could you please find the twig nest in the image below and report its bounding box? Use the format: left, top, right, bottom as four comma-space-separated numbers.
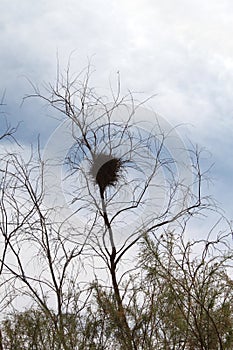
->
90, 153, 123, 197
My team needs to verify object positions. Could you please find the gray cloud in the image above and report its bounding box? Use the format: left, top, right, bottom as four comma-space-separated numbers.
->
0, 0, 232, 217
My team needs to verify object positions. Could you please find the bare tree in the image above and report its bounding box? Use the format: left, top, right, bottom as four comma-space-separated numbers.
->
0, 97, 19, 302
0, 97, 21, 350
22, 63, 213, 349
0, 143, 92, 349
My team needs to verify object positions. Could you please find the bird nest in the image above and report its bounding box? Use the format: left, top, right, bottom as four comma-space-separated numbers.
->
90, 153, 123, 197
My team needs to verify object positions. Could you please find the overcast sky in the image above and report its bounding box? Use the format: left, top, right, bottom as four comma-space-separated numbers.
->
0, 0, 233, 222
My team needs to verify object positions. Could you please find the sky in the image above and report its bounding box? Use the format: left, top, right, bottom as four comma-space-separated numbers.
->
0, 0, 233, 225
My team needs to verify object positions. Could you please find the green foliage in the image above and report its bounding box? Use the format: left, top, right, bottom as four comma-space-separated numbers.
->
1, 232, 233, 349
1, 309, 56, 350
